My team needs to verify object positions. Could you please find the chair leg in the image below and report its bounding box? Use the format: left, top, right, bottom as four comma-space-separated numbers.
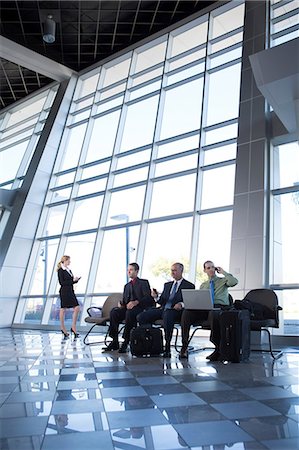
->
83, 325, 109, 346
186, 327, 212, 353
251, 328, 283, 360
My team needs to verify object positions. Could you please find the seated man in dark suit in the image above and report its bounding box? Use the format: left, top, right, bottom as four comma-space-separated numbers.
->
180, 260, 238, 360
137, 262, 195, 358
103, 262, 154, 354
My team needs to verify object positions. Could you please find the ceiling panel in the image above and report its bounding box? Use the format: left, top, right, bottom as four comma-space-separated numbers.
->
0, 0, 215, 110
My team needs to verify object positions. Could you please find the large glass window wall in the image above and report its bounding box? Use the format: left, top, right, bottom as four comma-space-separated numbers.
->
14, 1, 245, 327
270, 141, 299, 335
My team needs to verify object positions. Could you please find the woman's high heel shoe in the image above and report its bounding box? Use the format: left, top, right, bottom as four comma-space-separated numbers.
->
70, 328, 79, 338
61, 330, 69, 338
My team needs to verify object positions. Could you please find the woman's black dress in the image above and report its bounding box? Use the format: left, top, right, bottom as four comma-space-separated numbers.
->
58, 268, 79, 308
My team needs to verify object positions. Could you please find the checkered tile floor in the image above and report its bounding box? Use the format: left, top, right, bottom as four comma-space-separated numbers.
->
0, 329, 298, 450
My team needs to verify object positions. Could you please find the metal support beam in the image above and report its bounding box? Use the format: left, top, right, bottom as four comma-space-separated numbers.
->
0, 35, 75, 82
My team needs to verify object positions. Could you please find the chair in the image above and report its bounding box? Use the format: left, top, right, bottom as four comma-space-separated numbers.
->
83, 293, 123, 345
244, 288, 283, 360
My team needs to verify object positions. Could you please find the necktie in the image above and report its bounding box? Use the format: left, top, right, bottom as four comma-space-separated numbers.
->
130, 280, 135, 300
165, 281, 178, 309
210, 279, 215, 305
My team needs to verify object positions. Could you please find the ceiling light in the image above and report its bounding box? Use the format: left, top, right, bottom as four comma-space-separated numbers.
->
43, 15, 56, 44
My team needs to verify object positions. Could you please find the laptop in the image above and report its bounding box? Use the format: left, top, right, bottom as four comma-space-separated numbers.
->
182, 289, 214, 310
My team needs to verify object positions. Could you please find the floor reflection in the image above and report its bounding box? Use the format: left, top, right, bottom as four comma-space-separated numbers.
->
0, 329, 298, 450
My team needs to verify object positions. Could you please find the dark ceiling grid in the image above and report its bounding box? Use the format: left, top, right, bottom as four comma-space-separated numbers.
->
0, 0, 216, 110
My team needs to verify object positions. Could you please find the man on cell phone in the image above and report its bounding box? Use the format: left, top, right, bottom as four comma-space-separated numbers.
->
180, 260, 238, 360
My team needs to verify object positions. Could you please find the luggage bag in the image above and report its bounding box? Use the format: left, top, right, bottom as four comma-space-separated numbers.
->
130, 326, 163, 356
219, 309, 250, 362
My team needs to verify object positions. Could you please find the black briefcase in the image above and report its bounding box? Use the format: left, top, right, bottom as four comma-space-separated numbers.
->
130, 326, 163, 357
219, 310, 250, 362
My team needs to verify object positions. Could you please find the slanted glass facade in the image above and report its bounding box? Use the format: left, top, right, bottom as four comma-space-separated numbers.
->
1, 1, 297, 335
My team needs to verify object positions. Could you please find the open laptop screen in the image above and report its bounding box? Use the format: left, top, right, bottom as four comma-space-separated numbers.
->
182, 289, 213, 310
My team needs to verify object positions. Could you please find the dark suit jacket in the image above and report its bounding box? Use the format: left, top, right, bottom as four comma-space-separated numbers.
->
158, 278, 195, 309
58, 268, 79, 306
122, 278, 154, 310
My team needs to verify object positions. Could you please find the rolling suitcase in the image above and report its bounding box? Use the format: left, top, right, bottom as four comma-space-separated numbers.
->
219, 310, 250, 362
130, 326, 163, 356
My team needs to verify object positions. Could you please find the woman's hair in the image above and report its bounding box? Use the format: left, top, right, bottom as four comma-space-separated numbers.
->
57, 255, 70, 271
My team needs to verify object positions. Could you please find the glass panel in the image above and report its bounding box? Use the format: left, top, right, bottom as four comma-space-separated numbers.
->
201, 165, 235, 209
157, 135, 199, 158
155, 154, 198, 177
166, 64, 204, 86
69, 196, 103, 232
129, 80, 161, 101
73, 97, 94, 112
0, 140, 29, 183
100, 82, 126, 100
272, 13, 299, 34
273, 1, 299, 18
77, 178, 107, 196
120, 96, 159, 152
81, 162, 110, 180
6, 96, 47, 127
94, 226, 139, 292
275, 290, 299, 336
63, 233, 96, 292
210, 47, 242, 69
72, 110, 90, 124
106, 185, 146, 225
44, 204, 68, 236
206, 64, 241, 126
54, 172, 75, 187
59, 123, 87, 171
272, 29, 299, 46
0, 129, 33, 149
196, 211, 233, 284
203, 143, 236, 165
150, 174, 196, 218
49, 297, 84, 325
142, 218, 193, 289
160, 79, 204, 140
273, 142, 299, 189
168, 48, 206, 72
272, 193, 299, 284
134, 41, 167, 73
2, 117, 37, 139
51, 188, 72, 203
102, 58, 131, 87
116, 149, 151, 170
85, 110, 121, 163
113, 167, 148, 188
132, 67, 163, 87
211, 4, 245, 39
171, 21, 208, 57
96, 96, 123, 114
79, 74, 98, 98
204, 123, 238, 146
210, 32, 243, 54
29, 239, 59, 295
24, 298, 45, 323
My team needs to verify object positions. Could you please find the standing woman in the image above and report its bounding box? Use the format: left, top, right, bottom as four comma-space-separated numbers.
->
57, 255, 81, 338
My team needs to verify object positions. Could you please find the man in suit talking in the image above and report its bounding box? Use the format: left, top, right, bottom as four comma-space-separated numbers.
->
138, 262, 195, 357
103, 262, 154, 354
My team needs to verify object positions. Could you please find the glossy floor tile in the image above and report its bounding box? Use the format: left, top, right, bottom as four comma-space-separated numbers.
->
0, 329, 298, 450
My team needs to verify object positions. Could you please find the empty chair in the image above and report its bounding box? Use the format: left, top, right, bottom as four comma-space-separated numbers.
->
83, 293, 123, 345
244, 288, 283, 359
